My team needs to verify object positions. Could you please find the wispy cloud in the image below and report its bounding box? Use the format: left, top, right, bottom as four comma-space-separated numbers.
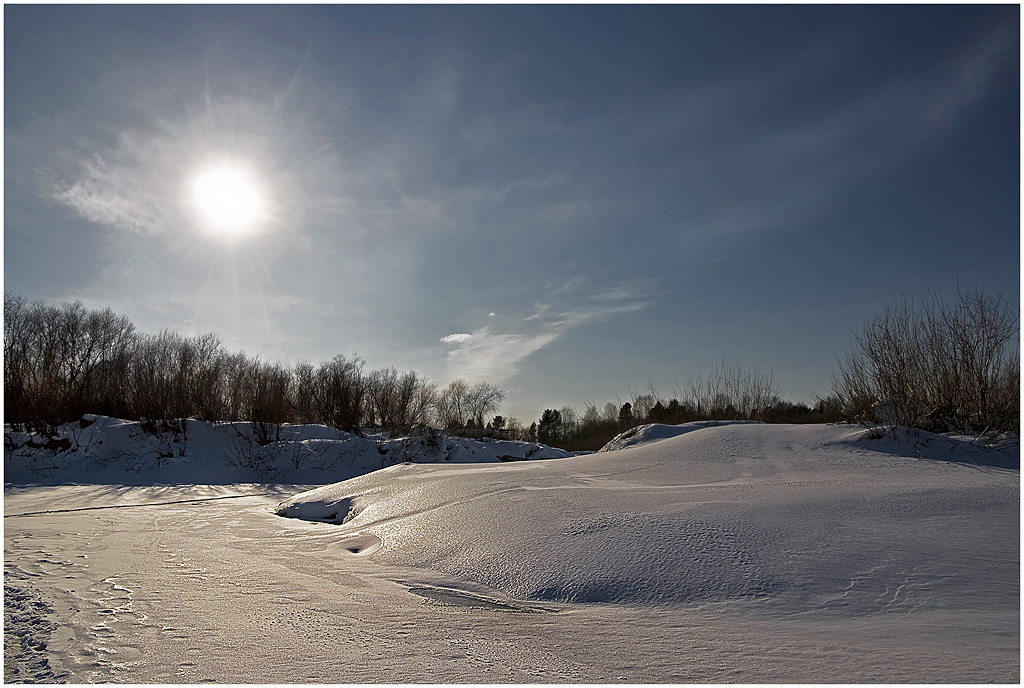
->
439, 278, 654, 383
914, 19, 1017, 130
32, 41, 354, 245
55, 135, 186, 236
440, 328, 559, 384
571, 16, 1019, 248
52, 101, 327, 241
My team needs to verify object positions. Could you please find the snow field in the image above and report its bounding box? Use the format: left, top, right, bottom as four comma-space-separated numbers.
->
4, 421, 1019, 681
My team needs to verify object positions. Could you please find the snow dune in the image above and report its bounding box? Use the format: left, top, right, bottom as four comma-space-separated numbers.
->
277, 422, 1019, 613
595, 418, 760, 451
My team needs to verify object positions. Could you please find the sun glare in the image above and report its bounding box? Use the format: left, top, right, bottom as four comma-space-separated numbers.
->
191, 166, 265, 236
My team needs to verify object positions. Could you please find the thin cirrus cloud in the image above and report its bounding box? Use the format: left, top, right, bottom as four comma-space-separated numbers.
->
440, 328, 559, 385
597, 18, 1018, 249
55, 133, 191, 236
37, 38, 352, 245
439, 280, 654, 384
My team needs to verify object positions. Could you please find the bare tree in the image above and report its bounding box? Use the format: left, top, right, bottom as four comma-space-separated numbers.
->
435, 378, 471, 429
364, 367, 399, 429
219, 351, 253, 422
181, 333, 224, 422
629, 392, 658, 421
291, 361, 317, 425
243, 360, 293, 445
678, 362, 780, 421
433, 379, 505, 434
468, 382, 506, 429
406, 373, 437, 429
311, 355, 365, 433
556, 405, 578, 443
505, 416, 524, 441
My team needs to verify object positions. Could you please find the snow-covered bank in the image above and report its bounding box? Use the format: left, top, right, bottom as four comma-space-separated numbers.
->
4, 415, 571, 485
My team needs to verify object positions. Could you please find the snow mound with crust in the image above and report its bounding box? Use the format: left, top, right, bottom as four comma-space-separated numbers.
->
597, 420, 758, 452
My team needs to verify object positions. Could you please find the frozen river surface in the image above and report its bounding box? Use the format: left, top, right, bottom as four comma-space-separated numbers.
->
4, 423, 1019, 683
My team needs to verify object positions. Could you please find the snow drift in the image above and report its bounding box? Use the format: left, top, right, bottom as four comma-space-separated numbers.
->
596, 419, 759, 451
276, 422, 1019, 611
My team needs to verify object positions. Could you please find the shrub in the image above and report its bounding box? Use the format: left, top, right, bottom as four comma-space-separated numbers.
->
828, 288, 1019, 437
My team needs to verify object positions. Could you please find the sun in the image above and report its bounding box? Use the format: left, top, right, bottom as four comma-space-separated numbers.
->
191, 165, 265, 236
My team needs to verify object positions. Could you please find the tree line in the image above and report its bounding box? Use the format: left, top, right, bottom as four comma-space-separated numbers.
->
4, 292, 504, 440
532, 286, 1019, 450
5, 286, 1018, 449
530, 363, 842, 451
526, 287, 1018, 450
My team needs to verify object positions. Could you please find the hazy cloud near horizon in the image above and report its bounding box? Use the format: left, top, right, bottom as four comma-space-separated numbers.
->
5, 5, 1018, 422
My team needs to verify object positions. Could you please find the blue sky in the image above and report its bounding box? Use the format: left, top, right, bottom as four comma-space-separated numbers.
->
5, 5, 1019, 424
